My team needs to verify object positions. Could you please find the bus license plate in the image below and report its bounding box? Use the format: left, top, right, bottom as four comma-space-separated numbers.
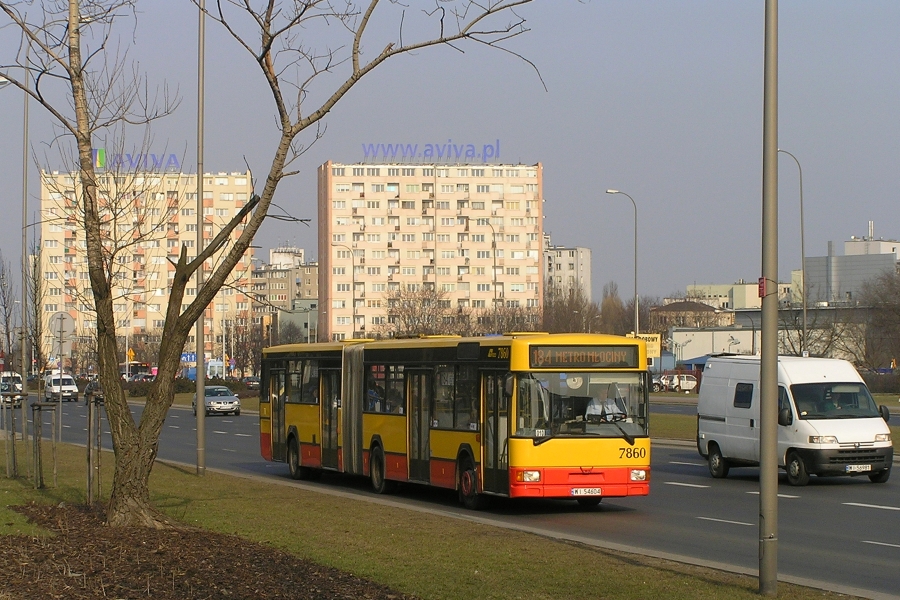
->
846, 464, 871, 473
571, 487, 601, 496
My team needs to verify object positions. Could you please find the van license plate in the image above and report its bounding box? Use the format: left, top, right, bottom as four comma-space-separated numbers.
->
845, 464, 871, 473
571, 488, 601, 496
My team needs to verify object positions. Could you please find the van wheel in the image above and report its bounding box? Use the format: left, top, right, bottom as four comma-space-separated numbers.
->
674, 385, 682, 393
869, 465, 891, 484
707, 444, 729, 478
786, 451, 810, 486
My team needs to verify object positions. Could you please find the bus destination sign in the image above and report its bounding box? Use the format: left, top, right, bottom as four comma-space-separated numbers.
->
529, 345, 638, 369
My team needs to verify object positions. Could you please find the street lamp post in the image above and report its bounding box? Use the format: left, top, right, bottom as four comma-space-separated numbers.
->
332, 243, 356, 338
778, 149, 806, 356
606, 190, 639, 334
482, 219, 499, 329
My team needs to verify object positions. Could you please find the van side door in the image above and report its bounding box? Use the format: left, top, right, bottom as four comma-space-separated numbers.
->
726, 381, 760, 462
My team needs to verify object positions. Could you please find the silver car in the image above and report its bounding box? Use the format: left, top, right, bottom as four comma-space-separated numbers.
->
192, 385, 241, 416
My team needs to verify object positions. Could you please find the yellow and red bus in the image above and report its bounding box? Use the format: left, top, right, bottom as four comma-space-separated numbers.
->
259, 332, 650, 508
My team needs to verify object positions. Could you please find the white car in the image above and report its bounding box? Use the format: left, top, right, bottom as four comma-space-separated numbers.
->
663, 374, 698, 393
192, 385, 241, 416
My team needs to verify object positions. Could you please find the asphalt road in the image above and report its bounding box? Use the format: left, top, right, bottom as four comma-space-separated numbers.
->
16, 394, 900, 600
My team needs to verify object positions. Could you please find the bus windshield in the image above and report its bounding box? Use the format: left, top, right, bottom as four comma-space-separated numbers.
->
515, 372, 648, 439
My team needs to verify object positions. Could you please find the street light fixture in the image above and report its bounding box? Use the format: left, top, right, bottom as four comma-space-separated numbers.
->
778, 148, 807, 356
606, 190, 639, 335
332, 243, 356, 338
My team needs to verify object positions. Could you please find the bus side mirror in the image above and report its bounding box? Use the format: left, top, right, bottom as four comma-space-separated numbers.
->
880, 404, 890, 422
778, 407, 793, 427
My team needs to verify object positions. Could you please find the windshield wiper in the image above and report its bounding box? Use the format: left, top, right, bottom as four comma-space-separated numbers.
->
612, 422, 635, 446
533, 434, 554, 446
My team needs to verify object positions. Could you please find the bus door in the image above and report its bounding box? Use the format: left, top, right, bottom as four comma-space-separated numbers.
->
269, 369, 286, 461
320, 369, 341, 469
408, 370, 432, 482
482, 372, 510, 494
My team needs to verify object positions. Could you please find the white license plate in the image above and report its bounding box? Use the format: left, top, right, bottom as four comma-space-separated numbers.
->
570, 487, 602, 496
845, 464, 872, 473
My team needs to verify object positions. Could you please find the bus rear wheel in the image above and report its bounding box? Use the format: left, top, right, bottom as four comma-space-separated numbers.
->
458, 457, 488, 510
288, 437, 320, 481
370, 446, 395, 494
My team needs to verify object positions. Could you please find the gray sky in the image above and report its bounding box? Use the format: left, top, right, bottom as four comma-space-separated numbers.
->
2, 1, 899, 302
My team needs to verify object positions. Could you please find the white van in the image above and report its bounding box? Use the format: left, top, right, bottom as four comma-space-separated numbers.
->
0, 371, 25, 406
697, 355, 892, 485
44, 372, 79, 402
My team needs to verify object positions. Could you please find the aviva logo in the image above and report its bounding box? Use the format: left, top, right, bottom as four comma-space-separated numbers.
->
91, 149, 181, 171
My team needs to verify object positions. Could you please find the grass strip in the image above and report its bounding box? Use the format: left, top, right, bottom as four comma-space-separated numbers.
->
0, 439, 859, 599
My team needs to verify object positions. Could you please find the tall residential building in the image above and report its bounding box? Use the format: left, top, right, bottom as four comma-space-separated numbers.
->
317, 161, 544, 340
39, 170, 255, 367
543, 234, 593, 302
251, 245, 319, 316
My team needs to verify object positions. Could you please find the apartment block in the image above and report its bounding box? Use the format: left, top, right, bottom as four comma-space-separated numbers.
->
39, 170, 255, 365
317, 162, 544, 340
543, 234, 593, 302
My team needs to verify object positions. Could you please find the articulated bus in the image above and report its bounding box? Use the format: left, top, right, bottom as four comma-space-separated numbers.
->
259, 332, 650, 508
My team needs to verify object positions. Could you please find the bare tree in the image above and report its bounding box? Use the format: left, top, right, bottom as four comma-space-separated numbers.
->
598, 281, 630, 335
541, 280, 598, 333
0, 251, 16, 364
379, 285, 454, 337
0, 0, 534, 527
279, 321, 304, 344
26, 239, 47, 375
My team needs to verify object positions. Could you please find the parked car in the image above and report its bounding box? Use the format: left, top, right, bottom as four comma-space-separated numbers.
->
192, 385, 241, 416
84, 380, 105, 404
242, 376, 260, 391
127, 373, 154, 382
668, 374, 698, 393
652, 374, 664, 393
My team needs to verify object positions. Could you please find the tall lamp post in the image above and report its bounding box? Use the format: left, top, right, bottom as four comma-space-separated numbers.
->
778, 148, 806, 355
332, 243, 356, 338
606, 190, 639, 334
481, 218, 499, 329
1, 60, 30, 384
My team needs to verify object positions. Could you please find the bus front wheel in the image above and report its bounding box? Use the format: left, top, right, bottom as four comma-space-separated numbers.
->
458, 457, 487, 510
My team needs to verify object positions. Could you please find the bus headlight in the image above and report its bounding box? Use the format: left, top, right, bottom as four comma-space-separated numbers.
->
809, 436, 837, 444
516, 470, 541, 482
875, 433, 891, 442
630, 469, 648, 482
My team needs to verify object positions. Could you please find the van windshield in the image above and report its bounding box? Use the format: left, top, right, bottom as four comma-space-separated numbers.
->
790, 383, 881, 419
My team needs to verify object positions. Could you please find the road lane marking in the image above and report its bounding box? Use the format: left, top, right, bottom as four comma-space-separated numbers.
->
671, 461, 705, 467
746, 491, 800, 499
168, 425, 180, 429
862, 540, 900, 549
235, 433, 252, 437
697, 516, 754, 526
221, 448, 236, 452
663, 482, 710, 488
213, 430, 228, 435
844, 502, 900, 512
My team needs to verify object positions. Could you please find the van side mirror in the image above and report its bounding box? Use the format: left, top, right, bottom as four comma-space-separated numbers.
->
778, 407, 793, 427
880, 404, 890, 422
